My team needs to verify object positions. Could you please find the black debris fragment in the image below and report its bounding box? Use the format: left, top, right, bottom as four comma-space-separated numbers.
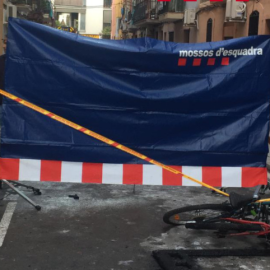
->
152, 249, 270, 270
68, 194, 79, 200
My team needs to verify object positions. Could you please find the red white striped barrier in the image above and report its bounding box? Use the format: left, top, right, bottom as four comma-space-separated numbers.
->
0, 158, 267, 187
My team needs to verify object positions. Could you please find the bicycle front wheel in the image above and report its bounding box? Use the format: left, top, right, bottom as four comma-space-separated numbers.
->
163, 204, 232, 226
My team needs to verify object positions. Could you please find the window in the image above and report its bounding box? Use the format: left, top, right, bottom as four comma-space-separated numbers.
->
206, 18, 212, 42
164, 32, 167, 41
248, 11, 259, 36
83, 0, 86, 6
169, 32, 174, 42
266, 19, 270, 35
183, 29, 189, 43
150, 0, 156, 9
80, 13, 85, 31
8, 6, 14, 18
104, 0, 112, 8
103, 10, 112, 24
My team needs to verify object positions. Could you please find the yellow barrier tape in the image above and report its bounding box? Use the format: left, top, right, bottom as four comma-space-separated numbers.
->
0, 89, 229, 197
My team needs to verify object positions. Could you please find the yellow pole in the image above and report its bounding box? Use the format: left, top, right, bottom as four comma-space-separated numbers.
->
0, 89, 229, 197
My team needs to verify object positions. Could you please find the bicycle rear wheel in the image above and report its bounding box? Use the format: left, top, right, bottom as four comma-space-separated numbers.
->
163, 204, 232, 226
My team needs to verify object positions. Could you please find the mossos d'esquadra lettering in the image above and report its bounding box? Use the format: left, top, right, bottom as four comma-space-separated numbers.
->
179, 46, 263, 58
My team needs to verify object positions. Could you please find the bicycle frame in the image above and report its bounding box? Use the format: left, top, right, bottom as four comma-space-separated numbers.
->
232, 184, 270, 204
199, 185, 270, 224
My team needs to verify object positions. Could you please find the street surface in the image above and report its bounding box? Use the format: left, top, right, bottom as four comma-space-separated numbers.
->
0, 182, 270, 270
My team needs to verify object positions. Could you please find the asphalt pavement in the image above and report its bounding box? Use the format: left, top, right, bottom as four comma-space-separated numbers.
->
0, 182, 270, 270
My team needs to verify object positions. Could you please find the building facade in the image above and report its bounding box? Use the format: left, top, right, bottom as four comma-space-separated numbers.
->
196, 0, 270, 42
85, 0, 112, 38
54, 0, 86, 32
111, 0, 270, 43
54, 0, 112, 38
112, 0, 187, 42
134, 0, 185, 41
111, 0, 122, 39
2, 0, 20, 55
2, 0, 54, 55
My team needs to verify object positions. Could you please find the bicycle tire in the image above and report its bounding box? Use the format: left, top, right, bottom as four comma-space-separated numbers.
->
163, 204, 232, 226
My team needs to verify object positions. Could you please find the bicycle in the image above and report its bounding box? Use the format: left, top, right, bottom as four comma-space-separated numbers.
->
163, 184, 270, 241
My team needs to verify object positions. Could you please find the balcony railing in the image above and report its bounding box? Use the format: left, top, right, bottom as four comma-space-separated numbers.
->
132, 0, 185, 24
158, 0, 185, 14
133, 0, 147, 23
54, 0, 83, 6
133, 0, 158, 23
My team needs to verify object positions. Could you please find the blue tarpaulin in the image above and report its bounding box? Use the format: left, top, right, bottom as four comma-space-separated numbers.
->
1, 18, 270, 167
